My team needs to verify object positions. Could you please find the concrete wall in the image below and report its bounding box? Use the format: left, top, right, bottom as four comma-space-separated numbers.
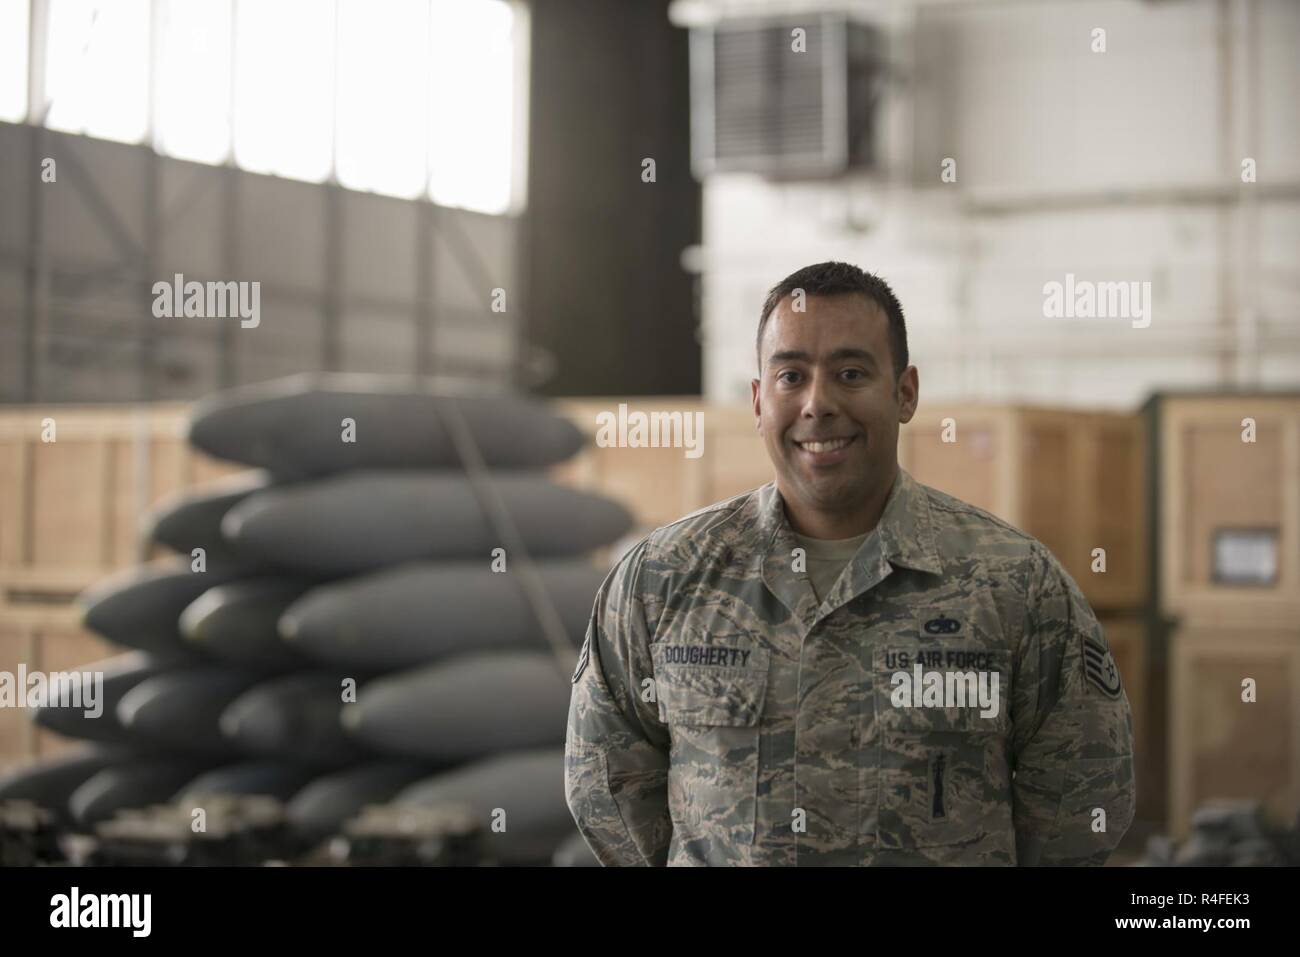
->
689, 0, 1300, 408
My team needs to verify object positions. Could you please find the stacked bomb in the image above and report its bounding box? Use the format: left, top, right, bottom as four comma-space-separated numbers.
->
0, 374, 626, 865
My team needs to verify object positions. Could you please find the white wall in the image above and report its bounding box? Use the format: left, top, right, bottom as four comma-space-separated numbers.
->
691, 0, 1300, 407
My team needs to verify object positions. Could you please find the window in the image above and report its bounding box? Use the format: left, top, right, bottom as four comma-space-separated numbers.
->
0, 0, 29, 122
154, 0, 233, 163
13, 0, 523, 211
428, 0, 516, 214
232, 0, 335, 182
335, 0, 429, 199
44, 0, 149, 143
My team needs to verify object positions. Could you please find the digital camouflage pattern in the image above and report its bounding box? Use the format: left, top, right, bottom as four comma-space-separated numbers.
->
565, 467, 1136, 866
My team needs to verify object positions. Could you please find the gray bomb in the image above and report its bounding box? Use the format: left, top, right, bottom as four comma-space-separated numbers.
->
220, 672, 370, 767
342, 651, 570, 762
144, 469, 274, 571
222, 471, 632, 577
394, 748, 569, 866
186, 374, 585, 478
69, 758, 219, 826
79, 559, 248, 655
285, 763, 433, 840
116, 669, 262, 755
281, 560, 602, 670
31, 652, 186, 746
180, 579, 315, 670
0, 747, 125, 823
173, 761, 321, 810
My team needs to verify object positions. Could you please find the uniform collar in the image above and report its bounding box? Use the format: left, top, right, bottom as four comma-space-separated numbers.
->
754, 466, 943, 632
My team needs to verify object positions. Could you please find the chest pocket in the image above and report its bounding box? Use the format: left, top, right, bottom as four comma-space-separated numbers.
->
872, 622, 1013, 854
651, 642, 769, 855
652, 644, 770, 727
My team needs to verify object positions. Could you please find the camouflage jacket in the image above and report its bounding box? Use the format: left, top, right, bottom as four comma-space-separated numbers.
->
565, 466, 1136, 866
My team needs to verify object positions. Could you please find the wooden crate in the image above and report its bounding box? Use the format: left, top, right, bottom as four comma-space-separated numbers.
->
549, 399, 1147, 615
1152, 394, 1300, 628
0, 405, 244, 609
901, 404, 1147, 613
1168, 625, 1300, 839
1101, 616, 1155, 820
0, 605, 118, 771
549, 398, 771, 532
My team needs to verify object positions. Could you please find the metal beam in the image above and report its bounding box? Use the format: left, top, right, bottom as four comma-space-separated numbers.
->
159, 163, 219, 235
415, 198, 435, 377
23, 124, 48, 401
26, 0, 47, 124
140, 145, 160, 402
219, 162, 239, 388
55, 141, 149, 267
322, 182, 343, 371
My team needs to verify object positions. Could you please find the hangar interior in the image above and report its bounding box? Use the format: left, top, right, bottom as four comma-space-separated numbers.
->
0, 0, 1297, 867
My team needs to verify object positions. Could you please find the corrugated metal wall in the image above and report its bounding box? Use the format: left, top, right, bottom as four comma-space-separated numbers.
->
0, 121, 524, 403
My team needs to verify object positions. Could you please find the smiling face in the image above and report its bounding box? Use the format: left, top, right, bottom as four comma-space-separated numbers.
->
751, 292, 918, 538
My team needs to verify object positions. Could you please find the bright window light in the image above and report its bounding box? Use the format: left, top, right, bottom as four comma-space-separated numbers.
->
0, 0, 29, 122
155, 0, 233, 164
26, 0, 522, 213
44, 0, 150, 143
233, 0, 335, 182
428, 0, 515, 214
335, 0, 428, 199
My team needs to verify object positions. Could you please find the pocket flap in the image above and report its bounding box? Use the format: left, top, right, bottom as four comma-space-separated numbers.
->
652, 643, 769, 727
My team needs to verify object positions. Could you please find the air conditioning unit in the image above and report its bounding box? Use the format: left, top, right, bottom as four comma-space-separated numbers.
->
689, 13, 886, 180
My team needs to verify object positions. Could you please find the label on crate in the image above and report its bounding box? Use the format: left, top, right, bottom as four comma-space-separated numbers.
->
1212, 528, 1278, 586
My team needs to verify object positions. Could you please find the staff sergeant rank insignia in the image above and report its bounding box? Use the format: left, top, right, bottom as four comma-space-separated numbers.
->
1082, 635, 1122, 698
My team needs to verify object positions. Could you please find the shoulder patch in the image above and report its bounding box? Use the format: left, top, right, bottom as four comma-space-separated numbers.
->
1082, 635, 1122, 698
571, 635, 591, 684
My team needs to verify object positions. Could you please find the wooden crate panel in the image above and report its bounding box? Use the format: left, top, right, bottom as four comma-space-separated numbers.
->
1185, 424, 1284, 586
29, 439, 106, 567
1091, 425, 1146, 605
0, 404, 231, 603
0, 623, 34, 769
1169, 627, 1300, 838
708, 429, 772, 504
1102, 617, 1155, 820
551, 400, 1145, 614
1022, 423, 1073, 569
902, 410, 1005, 519
0, 437, 26, 567
0, 611, 118, 770
1158, 396, 1300, 626
906, 406, 1145, 613
550, 398, 709, 530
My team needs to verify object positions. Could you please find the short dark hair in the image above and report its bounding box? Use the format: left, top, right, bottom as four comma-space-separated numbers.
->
756, 261, 909, 382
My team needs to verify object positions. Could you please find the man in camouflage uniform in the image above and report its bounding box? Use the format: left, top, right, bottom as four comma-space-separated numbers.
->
565, 262, 1135, 866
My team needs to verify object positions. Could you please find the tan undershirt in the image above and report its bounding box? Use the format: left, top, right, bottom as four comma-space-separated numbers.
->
791, 530, 871, 604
